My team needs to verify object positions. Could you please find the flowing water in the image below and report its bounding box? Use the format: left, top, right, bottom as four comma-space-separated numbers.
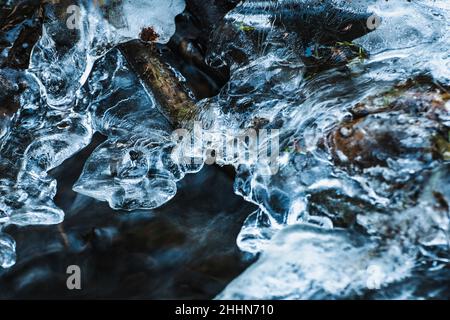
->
0, 0, 449, 299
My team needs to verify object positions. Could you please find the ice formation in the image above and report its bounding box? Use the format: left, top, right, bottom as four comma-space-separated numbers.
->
0, 0, 185, 268
72, 48, 203, 210
114, 0, 186, 44
218, 224, 415, 299
0, 0, 449, 299
211, 0, 450, 298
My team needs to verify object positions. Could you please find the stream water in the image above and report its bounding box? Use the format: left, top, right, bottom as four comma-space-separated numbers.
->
0, 0, 449, 299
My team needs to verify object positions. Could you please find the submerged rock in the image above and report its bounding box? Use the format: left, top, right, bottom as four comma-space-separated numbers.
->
119, 41, 198, 126
328, 77, 450, 171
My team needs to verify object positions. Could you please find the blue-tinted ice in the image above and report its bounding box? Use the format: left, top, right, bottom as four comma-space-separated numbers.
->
0, 0, 449, 299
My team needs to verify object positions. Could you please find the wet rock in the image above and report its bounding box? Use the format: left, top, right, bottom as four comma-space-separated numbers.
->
328, 77, 450, 171
119, 41, 198, 126
184, 0, 240, 45
167, 0, 240, 97
172, 0, 240, 56
273, 0, 374, 45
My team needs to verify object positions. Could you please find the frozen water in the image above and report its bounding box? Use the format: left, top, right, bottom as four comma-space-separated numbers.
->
201, 0, 450, 298
0, 233, 15, 268
355, 0, 450, 84
219, 164, 449, 299
0, 0, 185, 266
73, 49, 202, 210
0, 0, 449, 300
29, 0, 185, 107
114, 0, 186, 44
218, 224, 415, 299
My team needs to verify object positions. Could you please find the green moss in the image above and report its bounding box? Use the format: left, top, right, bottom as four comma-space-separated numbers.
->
335, 41, 358, 48
434, 132, 450, 161
358, 46, 368, 60
238, 23, 256, 32
335, 41, 368, 60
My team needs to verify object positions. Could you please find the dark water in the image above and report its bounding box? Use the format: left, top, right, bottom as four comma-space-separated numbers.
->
0, 134, 256, 299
